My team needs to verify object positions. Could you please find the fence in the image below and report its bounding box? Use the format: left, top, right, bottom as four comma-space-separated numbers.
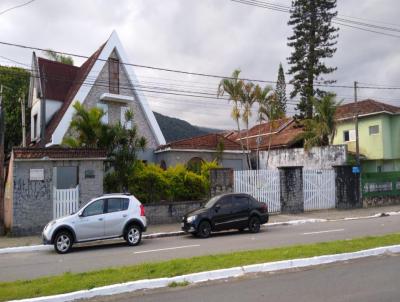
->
234, 169, 336, 213
362, 172, 400, 197
234, 170, 281, 213
53, 185, 79, 219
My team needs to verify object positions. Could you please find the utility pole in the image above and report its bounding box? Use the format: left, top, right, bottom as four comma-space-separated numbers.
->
0, 85, 5, 225
20, 92, 26, 147
354, 81, 360, 166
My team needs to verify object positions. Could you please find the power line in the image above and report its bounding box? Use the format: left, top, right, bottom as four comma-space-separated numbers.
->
0, 0, 37, 16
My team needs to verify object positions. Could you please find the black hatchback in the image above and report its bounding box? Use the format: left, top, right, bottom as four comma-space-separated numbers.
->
181, 193, 269, 238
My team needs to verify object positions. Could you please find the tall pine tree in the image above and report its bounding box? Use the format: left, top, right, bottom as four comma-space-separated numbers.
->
287, 0, 338, 119
275, 63, 287, 115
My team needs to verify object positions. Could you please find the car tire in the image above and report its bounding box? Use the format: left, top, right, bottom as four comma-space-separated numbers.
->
54, 231, 73, 254
238, 228, 245, 232
125, 224, 142, 246
248, 216, 261, 233
196, 220, 211, 238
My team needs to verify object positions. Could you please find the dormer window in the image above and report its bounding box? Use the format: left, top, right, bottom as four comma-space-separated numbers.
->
109, 58, 119, 94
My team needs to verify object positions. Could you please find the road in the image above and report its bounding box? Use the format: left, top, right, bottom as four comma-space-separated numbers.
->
88, 255, 400, 302
0, 215, 399, 282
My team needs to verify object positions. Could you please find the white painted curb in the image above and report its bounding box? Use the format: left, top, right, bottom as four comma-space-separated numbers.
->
1, 210, 399, 255
8, 244, 400, 302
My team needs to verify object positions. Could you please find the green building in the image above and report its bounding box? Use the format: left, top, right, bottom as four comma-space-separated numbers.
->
333, 99, 400, 172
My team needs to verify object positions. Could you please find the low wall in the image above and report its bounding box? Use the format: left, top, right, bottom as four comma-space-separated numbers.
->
363, 196, 400, 208
259, 145, 347, 170
145, 200, 205, 225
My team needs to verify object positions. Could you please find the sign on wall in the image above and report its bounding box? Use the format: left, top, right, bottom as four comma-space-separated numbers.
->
30, 169, 44, 181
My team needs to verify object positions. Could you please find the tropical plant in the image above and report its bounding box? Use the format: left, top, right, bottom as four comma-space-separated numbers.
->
217, 69, 246, 158
44, 49, 74, 65
275, 63, 287, 114
300, 93, 340, 150
256, 85, 285, 169
287, 0, 339, 119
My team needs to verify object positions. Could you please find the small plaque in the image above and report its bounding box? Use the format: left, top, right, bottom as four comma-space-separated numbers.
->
352, 166, 361, 174
85, 170, 95, 179
30, 169, 44, 181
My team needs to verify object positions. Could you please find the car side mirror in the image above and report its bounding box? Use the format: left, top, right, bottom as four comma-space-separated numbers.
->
214, 204, 221, 212
78, 211, 84, 217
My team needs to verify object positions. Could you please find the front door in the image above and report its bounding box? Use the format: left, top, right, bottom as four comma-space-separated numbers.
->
75, 199, 106, 241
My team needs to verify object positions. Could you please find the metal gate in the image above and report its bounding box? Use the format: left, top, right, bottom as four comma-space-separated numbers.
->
234, 170, 281, 213
53, 185, 79, 219
303, 169, 335, 211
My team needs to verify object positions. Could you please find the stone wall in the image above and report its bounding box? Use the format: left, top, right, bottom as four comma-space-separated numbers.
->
259, 145, 347, 170
210, 168, 234, 197
145, 200, 205, 224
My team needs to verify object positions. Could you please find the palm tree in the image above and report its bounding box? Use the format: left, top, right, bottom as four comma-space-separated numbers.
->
240, 82, 258, 168
217, 69, 246, 161
301, 93, 340, 150
257, 85, 285, 169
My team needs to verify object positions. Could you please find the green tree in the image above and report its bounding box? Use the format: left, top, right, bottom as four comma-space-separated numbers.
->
217, 69, 246, 157
275, 63, 287, 114
257, 85, 285, 168
287, 0, 339, 119
300, 93, 340, 150
44, 49, 74, 65
0, 66, 30, 154
240, 82, 258, 168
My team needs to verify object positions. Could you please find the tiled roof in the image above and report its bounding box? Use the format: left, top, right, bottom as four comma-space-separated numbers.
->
157, 133, 243, 151
335, 99, 400, 120
35, 43, 106, 146
13, 147, 107, 160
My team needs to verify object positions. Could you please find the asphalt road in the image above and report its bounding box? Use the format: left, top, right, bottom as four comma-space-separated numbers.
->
0, 215, 399, 282
88, 255, 400, 302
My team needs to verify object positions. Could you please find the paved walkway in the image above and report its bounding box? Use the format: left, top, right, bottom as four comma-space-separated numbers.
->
1, 205, 399, 249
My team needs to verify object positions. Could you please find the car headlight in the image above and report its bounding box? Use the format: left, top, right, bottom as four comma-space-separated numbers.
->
187, 215, 197, 223
45, 220, 57, 230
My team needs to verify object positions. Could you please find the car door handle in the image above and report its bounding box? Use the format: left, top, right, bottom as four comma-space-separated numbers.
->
122, 214, 127, 218
98, 218, 104, 221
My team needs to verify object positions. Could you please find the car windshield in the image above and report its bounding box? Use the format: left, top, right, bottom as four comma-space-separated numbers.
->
204, 196, 221, 208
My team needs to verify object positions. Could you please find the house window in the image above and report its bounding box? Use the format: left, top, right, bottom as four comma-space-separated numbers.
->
97, 103, 108, 124
369, 125, 379, 135
56, 166, 78, 189
121, 106, 132, 129
33, 114, 38, 138
109, 58, 119, 94
343, 129, 356, 142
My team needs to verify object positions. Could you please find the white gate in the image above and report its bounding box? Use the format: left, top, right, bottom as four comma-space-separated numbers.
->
234, 170, 281, 213
53, 185, 79, 219
303, 169, 335, 211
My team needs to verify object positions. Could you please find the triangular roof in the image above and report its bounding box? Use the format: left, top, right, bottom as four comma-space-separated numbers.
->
34, 31, 165, 146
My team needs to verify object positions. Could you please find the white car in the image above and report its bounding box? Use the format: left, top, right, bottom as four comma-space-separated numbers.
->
42, 193, 147, 254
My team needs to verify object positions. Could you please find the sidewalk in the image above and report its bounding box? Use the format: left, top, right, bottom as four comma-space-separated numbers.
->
1, 204, 400, 249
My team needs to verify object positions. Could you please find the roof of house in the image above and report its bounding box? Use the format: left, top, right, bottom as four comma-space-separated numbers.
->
156, 133, 243, 152
13, 147, 107, 160
36, 43, 106, 146
335, 99, 400, 120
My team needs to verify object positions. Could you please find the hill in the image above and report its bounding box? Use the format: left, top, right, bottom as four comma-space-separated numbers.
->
153, 112, 222, 143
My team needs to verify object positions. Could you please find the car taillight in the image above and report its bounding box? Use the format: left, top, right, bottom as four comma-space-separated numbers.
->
140, 204, 145, 216
261, 202, 268, 213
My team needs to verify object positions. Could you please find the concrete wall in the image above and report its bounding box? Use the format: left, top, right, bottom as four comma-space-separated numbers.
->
6, 159, 104, 235
145, 200, 205, 224
279, 167, 304, 213
334, 166, 362, 209
156, 150, 247, 170
259, 145, 347, 170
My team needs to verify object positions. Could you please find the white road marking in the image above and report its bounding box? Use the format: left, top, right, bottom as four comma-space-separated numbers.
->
302, 229, 345, 235
134, 244, 200, 254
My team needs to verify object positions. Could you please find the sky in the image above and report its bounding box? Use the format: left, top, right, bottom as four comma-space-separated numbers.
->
1, 0, 400, 130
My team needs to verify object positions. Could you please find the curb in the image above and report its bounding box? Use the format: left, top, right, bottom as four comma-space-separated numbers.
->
8, 244, 400, 302
1, 210, 399, 255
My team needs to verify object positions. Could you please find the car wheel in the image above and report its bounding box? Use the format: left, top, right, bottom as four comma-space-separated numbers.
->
54, 231, 73, 254
126, 224, 142, 246
248, 216, 261, 233
238, 228, 245, 232
196, 220, 211, 238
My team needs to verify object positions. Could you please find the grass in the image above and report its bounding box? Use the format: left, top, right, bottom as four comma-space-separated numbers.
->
1, 233, 400, 301
168, 281, 190, 288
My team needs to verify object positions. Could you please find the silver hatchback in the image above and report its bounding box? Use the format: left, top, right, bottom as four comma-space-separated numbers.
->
42, 193, 147, 253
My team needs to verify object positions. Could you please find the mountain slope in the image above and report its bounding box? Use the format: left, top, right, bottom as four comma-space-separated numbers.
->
153, 112, 221, 143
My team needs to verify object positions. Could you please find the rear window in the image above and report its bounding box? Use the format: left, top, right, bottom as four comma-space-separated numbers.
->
107, 198, 129, 213
233, 196, 249, 209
